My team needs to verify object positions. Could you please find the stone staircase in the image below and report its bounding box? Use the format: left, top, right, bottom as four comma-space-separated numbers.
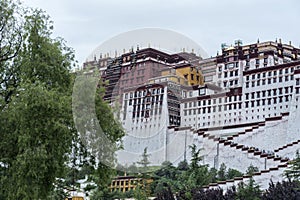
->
197, 130, 289, 168
196, 129, 290, 190
193, 113, 294, 190
203, 162, 288, 190
274, 139, 300, 153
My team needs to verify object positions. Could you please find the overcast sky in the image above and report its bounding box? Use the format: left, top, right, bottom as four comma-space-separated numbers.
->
22, 0, 300, 66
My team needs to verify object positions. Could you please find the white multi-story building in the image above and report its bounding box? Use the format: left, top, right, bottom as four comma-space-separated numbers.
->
117, 40, 300, 189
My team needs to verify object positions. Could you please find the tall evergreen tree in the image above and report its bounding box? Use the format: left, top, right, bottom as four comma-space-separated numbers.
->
137, 147, 151, 173
285, 150, 300, 180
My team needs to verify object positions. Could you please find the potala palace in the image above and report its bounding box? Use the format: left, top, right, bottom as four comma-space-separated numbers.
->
84, 39, 300, 189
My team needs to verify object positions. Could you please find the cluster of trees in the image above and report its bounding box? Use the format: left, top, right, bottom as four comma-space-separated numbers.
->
0, 1, 124, 199
159, 179, 300, 200
151, 145, 259, 199
109, 145, 259, 199
155, 151, 300, 200
109, 147, 300, 200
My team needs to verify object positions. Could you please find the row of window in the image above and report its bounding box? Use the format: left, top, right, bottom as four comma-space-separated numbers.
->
245, 75, 294, 88
184, 103, 243, 115
183, 95, 243, 109
125, 88, 164, 99
219, 56, 272, 72
184, 103, 291, 121
183, 95, 292, 116
245, 95, 292, 107
187, 111, 283, 127
183, 99, 300, 128
132, 108, 162, 118
185, 110, 286, 128
223, 70, 239, 78
223, 79, 239, 87
245, 87, 293, 99
130, 123, 162, 130
245, 67, 294, 81
183, 74, 200, 81
128, 94, 164, 105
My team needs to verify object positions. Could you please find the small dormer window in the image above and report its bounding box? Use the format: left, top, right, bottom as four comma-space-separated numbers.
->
199, 88, 206, 95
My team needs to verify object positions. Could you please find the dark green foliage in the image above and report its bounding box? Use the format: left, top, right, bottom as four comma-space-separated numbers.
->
155, 161, 177, 180
0, 0, 23, 63
177, 160, 189, 171
236, 178, 261, 200
262, 180, 300, 200
181, 179, 260, 200
90, 187, 118, 200
227, 168, 243, 180
191, 187, 234, 200
246, 164, 259, 176
149, 146, 245, 199
285, 150, 300, 180
151, 161, 178, 195
218, 163, 227, 181
156, 184, 175, 200
151, 145, 211, 198
208, 167, 218, 183
190, 144, 203, 170
133, 185, 148, 200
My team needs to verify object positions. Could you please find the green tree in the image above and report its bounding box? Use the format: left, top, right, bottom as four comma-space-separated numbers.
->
156, 183, 175, 200
137, 147, 151, 173
0, 0, 23, 107
285, 150, 300, 180
133, 185, 148, 200
0, 1, 125, 199
174, 144, 210, 199
227, 168, 243, 180
1, 83, 74, 200
0, 0, 23, 63
208, 167, 218, 183
236, 178, 261, 200
246, 164, 259, 176
116, 163, 127, 176
0, 5, 76, 198
262, 180, 300, 200
155, 161, 177, 180
189, 144, 202, 170
177, 160, 189, 171
218, 163, 227, 181
151, 161, 178, 196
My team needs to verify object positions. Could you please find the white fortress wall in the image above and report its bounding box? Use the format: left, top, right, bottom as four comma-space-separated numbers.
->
232, 116, 289, 151
165, 128, 194, 165
286, 75, 300, 145
276, 143, 300, 159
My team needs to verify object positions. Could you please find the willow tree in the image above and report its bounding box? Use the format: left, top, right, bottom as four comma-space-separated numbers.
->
0, 1, 125, 199
0, 4, 76, 199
